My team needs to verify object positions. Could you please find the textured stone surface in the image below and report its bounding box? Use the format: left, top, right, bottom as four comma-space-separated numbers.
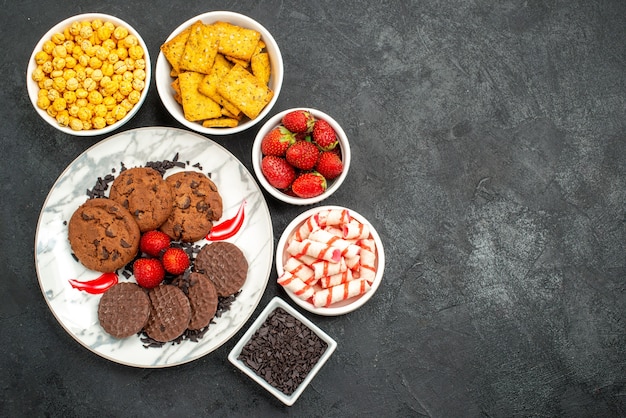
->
1, 1, 624, 416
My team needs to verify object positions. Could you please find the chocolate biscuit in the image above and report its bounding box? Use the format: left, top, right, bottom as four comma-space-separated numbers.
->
98, 282, 150, 339
173, 272, 218, 330
194, 242, 248, 297
159, 171, 223, 242
68, 198, 140, 272
144, 284, 191, 342
109, 167, 174, 232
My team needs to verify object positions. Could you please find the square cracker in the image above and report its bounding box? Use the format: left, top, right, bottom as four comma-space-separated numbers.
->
221, 107, 242, 120
202, 117, 239, 128
178, 71, 222, 121
254, 40, 266, 55
198, 55, 241, 117
214, 21, 261, 61
224, 55, 249, 68
171, 78, 182, 104
161, 26, 191, 75
197, 54, 232, 98
251, 52, 271, 85
217, 64, 274, 120
179, 21, 219, 74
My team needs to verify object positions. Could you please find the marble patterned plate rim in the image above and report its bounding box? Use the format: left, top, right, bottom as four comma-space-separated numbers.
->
34, 126, 273, 368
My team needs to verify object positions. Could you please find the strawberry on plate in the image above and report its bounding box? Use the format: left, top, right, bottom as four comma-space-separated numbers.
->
161, 247, 190, 275
260, 126, 295, 156
139, 230, 171, 257
282, 110, 315, 134
286, 140, 319, 171
316, 151, 343, 180
261, 155, 296, 189
291, 172, 327, 198
133, 258, 165, 289
312, 119, 338, 151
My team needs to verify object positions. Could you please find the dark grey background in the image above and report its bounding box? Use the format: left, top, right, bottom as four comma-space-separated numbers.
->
2, 1, 624, 416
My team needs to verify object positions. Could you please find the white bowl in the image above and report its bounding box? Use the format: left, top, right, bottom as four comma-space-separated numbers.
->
252, 108, 351, 205
26, 13, 151, 136
275, 206, 385, 316
228, 296, 337, 406
156, 11, 283, 135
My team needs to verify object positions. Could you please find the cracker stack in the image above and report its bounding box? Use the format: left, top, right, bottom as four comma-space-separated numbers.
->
161, 21, 274, 127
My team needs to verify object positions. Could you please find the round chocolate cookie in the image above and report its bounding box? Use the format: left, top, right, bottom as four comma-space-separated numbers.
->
173, 272, 219, 330
98, 282, 150, 339
108, 167, 173, 232
159, 171, 223, 242
68, 198, 141, 272
194, 242, 248, 297
144, 284, 191, 342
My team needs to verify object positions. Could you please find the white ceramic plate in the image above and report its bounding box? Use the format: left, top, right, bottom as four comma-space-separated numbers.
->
35, 127, 273, 367
276, 206, 385, 316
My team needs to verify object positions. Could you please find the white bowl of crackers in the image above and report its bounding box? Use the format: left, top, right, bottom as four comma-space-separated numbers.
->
156, 11, 283, 135
26, 13, 151, 136
275, 206, 385, 316
252, 108, 351, 205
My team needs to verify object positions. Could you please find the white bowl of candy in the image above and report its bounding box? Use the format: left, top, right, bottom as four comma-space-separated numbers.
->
275, 206, 385, 316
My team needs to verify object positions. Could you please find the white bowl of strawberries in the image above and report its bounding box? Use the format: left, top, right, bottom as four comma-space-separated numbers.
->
252, 108, 350, 205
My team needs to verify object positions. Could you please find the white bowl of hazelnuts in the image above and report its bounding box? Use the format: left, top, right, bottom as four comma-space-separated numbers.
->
26, 13, 151, 136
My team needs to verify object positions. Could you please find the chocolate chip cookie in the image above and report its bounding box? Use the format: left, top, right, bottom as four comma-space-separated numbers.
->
68, 198, 140, 272
108, 167, 174, 232
159, 171, 223, 242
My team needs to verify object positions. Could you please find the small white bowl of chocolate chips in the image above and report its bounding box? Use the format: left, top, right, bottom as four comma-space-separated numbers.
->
228, 296, 337, 406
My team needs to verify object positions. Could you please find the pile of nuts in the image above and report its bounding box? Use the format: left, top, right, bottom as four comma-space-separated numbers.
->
31, 18, 146, 131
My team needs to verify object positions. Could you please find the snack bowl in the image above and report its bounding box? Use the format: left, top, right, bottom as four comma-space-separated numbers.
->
252, 108, 351, 205
228, 296, 337, 406
155, 11, 283, 135
275, 205, 385, 316
26, 13, 151, 136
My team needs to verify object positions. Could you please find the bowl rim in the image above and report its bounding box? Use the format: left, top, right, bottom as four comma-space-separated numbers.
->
252, 108, 351, 205
275, 205, 385, 316
155, 10, 284, 135
227, 296, 337, 406
26, 13, 151, 137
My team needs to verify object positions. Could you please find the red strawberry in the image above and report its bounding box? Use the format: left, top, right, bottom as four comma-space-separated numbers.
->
316, 151, 343, 180
312, 119, 338, 151
133, 258, 165, 289
261, 155, 296, 189
139, 230, 171, 257
291, 172, 327, 198
161, 247, 190, 275
260, 126, 295, 156
286, 140, 319, 170
282, 110, 315, 133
